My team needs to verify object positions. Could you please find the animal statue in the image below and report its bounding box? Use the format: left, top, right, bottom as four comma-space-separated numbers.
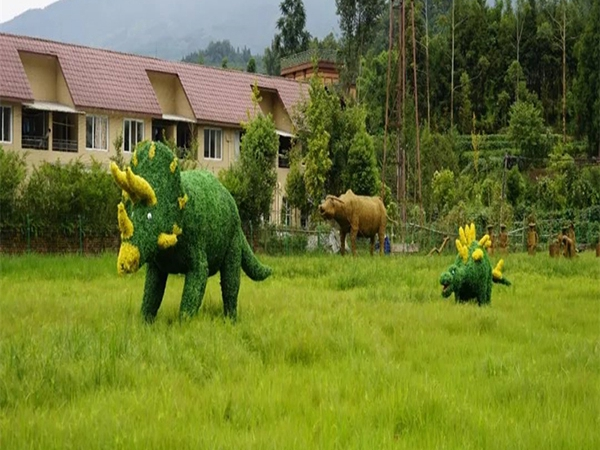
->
318, 189, 387, 256
110, 141, 271, 321
439, 223, 511, 306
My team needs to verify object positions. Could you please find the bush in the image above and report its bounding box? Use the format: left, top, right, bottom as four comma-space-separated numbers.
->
20, 159, 120, 236
0, 146, 27, 228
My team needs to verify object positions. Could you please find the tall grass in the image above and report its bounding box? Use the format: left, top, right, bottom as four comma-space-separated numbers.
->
0, 251, 598, 449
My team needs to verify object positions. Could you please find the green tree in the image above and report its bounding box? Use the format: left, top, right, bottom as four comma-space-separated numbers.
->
508, 100, 547, 165
285, 147, 310, 216
219, 86, 279, 228
344, 129, 379, 195
246, 57, 257, 73
263, 42, 281, 76
274, 0, 311, 58
221, 57, 228, 68
458, 71, 472, 134
335, 0, 385, 86
505, 166, 525, 207
431, 169, 456, 216
572, 0, 600, 157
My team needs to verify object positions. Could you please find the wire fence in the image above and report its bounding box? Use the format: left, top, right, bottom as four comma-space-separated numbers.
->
1, 213, 598, 256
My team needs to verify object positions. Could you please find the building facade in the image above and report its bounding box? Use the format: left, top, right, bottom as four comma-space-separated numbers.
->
0, 33, 306, 226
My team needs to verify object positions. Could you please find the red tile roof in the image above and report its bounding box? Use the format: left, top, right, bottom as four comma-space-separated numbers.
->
0, 33, 306, 126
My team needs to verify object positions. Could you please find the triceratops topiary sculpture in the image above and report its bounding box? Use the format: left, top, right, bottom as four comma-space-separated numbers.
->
439, 223, 511, 306
110, 141, 271, 321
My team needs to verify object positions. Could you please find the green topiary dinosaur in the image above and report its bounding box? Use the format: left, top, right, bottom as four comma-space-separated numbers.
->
110, 141, 271, 321
439, 223, 511, 306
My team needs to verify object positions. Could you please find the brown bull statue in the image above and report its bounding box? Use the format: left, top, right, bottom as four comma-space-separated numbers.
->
318, 189, 387, 256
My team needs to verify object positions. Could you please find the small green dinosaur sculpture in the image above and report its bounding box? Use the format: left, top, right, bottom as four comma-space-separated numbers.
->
111, 141, 271, 321
439, 223, 511, 306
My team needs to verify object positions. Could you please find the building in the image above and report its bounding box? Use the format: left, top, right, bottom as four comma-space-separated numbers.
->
280, 49, 339, 85
0, 33, 306, 226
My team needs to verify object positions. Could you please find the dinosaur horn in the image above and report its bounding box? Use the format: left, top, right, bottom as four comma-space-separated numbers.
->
330, 196, 345, 204
126, 167, 157, 206
117, 202, 134, 239
111, 162, 130, 192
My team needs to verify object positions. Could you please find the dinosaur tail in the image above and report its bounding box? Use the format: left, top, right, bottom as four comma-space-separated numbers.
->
240, 232, 272, 281
492, 259, 511, 286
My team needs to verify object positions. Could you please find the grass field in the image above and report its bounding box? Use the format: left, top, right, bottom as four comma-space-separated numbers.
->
0, 250, 598, 449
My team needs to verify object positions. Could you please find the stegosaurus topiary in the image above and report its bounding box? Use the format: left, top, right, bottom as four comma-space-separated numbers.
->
111, 141, 271, 321
439, 223, 511, 306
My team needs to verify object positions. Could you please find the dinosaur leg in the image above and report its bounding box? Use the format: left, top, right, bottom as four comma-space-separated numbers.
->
141, 262, 168, 322
180, 260, 209, 319
220, 243, 242, 319
479, 283, 492, 306
379, 229, 385, 256
370, 236, 375, 256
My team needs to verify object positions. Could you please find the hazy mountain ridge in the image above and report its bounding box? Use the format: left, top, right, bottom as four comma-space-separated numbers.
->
0, 0, 338, 60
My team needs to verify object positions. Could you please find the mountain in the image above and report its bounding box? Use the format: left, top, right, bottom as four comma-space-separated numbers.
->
0, 0, 339, 60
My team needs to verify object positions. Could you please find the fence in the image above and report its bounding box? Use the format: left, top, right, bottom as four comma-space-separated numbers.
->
0, 215, 119, 254
1, 215, 598, 256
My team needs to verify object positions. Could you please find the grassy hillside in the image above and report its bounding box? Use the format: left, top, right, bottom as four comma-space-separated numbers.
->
0, 252, 598, 448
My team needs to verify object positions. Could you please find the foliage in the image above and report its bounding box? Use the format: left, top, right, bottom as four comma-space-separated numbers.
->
285, 147, 310, 215
274, 0, 311, 58
431, 169, 456, 216
0, 145, 27, 228
20, 158, 120, 236
508, 101, 548, 164
246, 57, 257, 73
335, 0, 385, 86
572, 0, 600, 157
182, 40, 256, 71
344, 128, 379, 196
220, 85, 279, 229
505, 166, 525, 207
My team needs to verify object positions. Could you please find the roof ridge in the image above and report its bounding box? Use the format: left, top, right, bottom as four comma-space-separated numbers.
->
1, 32, 304, 88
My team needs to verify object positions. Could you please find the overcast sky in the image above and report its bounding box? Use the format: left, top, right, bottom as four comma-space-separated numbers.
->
0, 0, 57, 24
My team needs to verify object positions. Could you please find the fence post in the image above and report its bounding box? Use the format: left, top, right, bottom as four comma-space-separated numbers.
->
26, 214, 31, 253
79, 215, 83, 255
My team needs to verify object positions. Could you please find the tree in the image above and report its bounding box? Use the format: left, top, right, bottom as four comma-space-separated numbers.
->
263, 42, 280, 76
221, 57, 228, 68
335, 0, 385, 86
219, 85, 279, 229
246, 57, 257, 73
274, 0, 311, 58
458, 71, 472, 134
508, 100, 547, 165
572, 0, 600, 157
0, 146, 27, 227
344, 129, 380, 195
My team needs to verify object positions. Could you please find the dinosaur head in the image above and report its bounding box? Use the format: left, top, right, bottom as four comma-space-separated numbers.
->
111, 141, 187, 274
439, 264, 459, 298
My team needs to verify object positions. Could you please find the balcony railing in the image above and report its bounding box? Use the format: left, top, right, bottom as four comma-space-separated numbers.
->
22, 135, 49, 150
280, 49, 338, 71
52, 138, 78, 153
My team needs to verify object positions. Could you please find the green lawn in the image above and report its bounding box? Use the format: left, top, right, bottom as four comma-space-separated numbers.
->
0, 251, 598, 449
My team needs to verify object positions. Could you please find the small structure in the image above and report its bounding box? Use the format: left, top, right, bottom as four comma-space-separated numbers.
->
498, 224, 509, 254
486, 224, 495, 255
567, 222, 577, 251
527, 222, 539, 255
280, 49, 339, 85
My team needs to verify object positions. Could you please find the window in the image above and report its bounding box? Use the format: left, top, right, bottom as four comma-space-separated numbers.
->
86, 115, 108, 150
204, 128, 222, 160
281, 197, 292, 226
278, 135, 292, 168
123, 119, 144, 152
0, 106, 12, 143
